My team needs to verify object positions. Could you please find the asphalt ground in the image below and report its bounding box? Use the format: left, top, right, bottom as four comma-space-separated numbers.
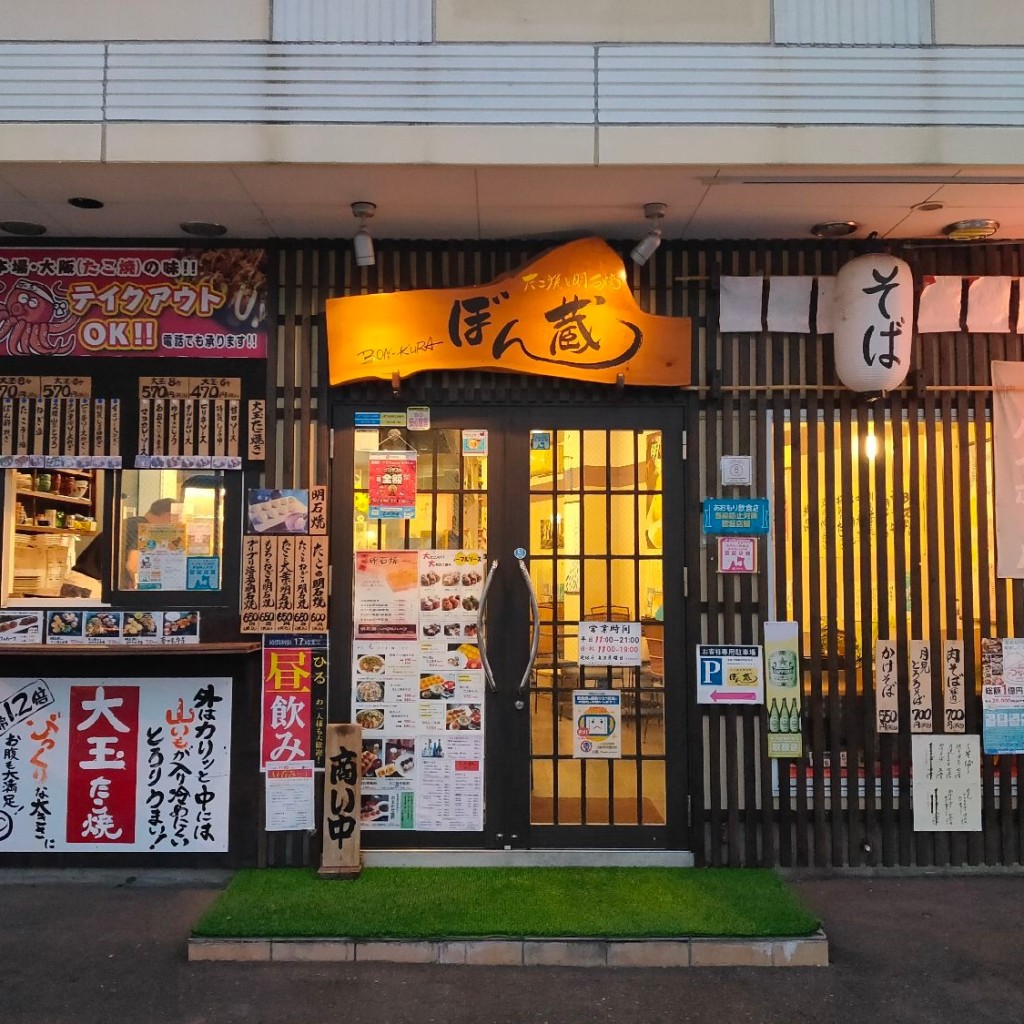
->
0, 870, 1021, 1024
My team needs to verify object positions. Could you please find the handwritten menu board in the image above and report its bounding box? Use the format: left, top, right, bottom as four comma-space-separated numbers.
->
136, 377, 244, 469
240, 486, 328, 634
911, 735, 981, 832
875, 640, 899, 733
0, 376, 121, 468
352, 549, 485, 833
943, 640, 966, 734
909, 640, 934, 733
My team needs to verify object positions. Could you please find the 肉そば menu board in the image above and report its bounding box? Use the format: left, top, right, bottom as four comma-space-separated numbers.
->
352, 550, 485, 832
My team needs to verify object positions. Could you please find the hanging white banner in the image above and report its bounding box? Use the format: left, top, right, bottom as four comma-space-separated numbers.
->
992, 361, 1024, 578
967, 276, 1012, 334
917, 276, 963, 334
719, 277, 764, 333
766, 276, 812, 333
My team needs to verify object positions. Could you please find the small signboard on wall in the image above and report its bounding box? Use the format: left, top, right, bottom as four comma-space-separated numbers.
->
696, 645, 764, 705
717, 536, 757, 574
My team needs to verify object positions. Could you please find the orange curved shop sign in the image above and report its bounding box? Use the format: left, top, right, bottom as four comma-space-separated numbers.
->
326, 238, 690, 387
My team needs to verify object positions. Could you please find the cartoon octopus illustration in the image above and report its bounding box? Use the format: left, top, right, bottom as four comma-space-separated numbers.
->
0, 279, 80, 356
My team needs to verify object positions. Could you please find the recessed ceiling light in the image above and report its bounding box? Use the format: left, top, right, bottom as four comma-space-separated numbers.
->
914, 201, 944, 212
942, 218, 999, 241
180, 221, 228, 238
0, 221, 47, 236
810, 221, 858, 239
68, 196, 104, 209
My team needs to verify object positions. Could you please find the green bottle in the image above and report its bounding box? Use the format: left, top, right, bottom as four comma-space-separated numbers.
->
768, 699, 780, 733
788, 699, 800, 734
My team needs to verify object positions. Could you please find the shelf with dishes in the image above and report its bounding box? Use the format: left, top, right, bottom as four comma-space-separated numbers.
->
9, 468, 100, 598
16, 489, 92, 506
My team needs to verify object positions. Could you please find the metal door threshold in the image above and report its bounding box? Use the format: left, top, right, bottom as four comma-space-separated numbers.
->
363, 849, 694, 868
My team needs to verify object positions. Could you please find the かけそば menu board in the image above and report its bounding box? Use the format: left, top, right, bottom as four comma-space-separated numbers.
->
352, 549, 485, 831
0, 677, 231, 852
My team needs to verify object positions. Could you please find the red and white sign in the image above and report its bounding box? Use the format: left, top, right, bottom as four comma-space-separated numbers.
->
0, 676, 231, 852
261, 638, 314, 770
0, 248, 267, 359
717, 536, 758, 574
368, 450, 417, 519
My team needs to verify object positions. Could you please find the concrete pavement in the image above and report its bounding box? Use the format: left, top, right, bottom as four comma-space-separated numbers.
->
0, 870, 1021, 1023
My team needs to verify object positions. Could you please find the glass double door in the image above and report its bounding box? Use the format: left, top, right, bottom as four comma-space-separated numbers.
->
338, 402, 687, 849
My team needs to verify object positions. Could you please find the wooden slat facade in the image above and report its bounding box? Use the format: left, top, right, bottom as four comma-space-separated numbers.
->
262, 236, 1024, 868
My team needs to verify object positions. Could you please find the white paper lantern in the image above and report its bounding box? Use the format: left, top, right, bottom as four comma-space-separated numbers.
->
833, 254, 914, 392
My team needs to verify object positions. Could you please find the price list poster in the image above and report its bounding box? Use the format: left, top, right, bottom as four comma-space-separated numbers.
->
352, 550, 486, 832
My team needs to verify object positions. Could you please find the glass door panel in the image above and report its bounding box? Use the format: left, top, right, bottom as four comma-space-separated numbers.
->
527, 424, 667, 831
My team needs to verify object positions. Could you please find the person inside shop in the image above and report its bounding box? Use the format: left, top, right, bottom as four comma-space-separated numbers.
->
69, 497, 179, 592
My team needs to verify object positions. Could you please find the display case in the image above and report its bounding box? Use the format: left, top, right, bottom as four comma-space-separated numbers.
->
10, 468, 100, 598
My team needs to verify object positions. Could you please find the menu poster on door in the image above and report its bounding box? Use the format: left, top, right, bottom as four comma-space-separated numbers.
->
911, 735, 982, 832
368, 450, 417, 519
416, 732, 484, 830
764, 621, 802, 758
0, 676, 232, 852
981, 637, 1024, 754
353, 551, 420, 639
572, 691, 622, 759
351, 549, 486, 831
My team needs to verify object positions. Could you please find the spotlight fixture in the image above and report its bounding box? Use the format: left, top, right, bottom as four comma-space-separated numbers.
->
630, 202, 666, 266
0, 221, 46, 236
352, 201, 377, 268
68, 196, 104, 209
810, 220, 858, 239
180, 221, 228, 238
942, 218, 999, 241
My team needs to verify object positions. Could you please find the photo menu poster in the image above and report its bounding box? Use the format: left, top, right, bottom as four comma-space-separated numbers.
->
352, 549, 485, 831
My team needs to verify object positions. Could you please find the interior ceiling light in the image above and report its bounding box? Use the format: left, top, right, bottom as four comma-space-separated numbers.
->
914, 201, 944, 212
943, 218, 999, 241
630, 202, 666, 266
0, 221, 46, 236
180, 221, 228, 238
810, 220, 858, 239
352, 201, 377, 267
68, 196, 104, 209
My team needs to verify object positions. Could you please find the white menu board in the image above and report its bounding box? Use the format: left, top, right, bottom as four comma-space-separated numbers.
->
352, 550, 486, 832
911, 735, 982, 832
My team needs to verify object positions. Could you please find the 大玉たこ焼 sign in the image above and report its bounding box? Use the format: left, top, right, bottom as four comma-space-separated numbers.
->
325, 238, 690, 387
0, 248, 268, 359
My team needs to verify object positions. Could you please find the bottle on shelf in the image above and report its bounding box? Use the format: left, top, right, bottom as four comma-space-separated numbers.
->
768, 699, 780, 733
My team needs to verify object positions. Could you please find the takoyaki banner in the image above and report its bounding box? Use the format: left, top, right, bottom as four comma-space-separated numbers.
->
0, 676, 232, 853
326, 238, 691, 387
0, 248, 268, 359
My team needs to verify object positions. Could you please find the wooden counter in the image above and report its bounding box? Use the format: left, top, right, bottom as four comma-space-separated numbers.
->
1, 642, 260, 656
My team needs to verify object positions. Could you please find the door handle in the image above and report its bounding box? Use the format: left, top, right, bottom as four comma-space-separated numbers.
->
477, 559, 499, 693
516, 556, 541, 705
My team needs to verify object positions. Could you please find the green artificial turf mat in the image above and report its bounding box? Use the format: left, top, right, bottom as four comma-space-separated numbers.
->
193, 867, 819, 939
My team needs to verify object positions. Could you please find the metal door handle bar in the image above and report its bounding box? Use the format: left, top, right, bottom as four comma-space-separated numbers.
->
477, 559, 499, 693
517, 557, 541, 695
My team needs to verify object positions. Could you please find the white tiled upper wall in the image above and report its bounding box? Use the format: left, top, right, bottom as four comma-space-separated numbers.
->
1, 0, 1021, 47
